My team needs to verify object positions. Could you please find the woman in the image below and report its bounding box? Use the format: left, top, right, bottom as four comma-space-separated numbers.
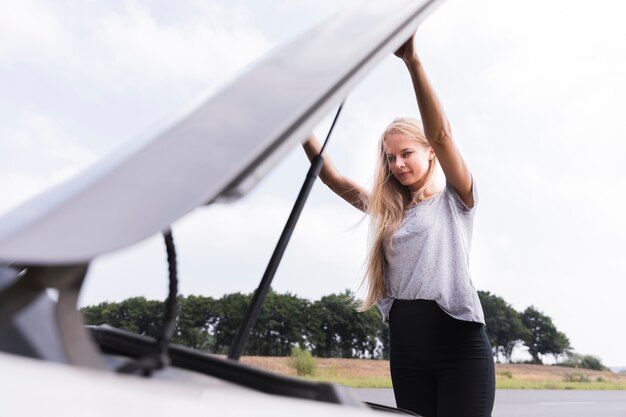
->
303, 34, 495, 417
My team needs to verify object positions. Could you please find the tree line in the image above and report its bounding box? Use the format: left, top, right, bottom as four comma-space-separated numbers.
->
82, 289, 571, 363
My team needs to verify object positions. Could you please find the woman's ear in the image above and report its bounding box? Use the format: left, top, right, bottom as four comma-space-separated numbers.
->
428, 147, 435, 161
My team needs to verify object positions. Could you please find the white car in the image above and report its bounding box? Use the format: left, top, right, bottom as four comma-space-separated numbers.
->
0, 1, 442, 415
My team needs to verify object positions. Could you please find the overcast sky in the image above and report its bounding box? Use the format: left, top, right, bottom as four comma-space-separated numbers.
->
2, 0, 626, 367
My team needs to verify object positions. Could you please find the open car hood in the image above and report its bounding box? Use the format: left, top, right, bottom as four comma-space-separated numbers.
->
0, 0, 441, 265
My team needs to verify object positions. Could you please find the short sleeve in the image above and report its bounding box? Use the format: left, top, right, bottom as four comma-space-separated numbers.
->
445, 175, 478, 212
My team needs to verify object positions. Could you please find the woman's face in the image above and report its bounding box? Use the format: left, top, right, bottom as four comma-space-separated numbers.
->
383, 132, 434, 193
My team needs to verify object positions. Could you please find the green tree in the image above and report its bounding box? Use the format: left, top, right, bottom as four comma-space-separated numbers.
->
579, 354, 606, 371
212, 292, 251, 354
478, 291, 531, 362
310, 290, 383, 358
175, 295, 218, 350
520, 306, 571, 363
559, 352, 607, 371
243, 290, 309, 356
82, 297, 163, 338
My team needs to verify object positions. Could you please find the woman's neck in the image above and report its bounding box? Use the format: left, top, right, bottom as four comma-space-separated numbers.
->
409, 186, 438, 206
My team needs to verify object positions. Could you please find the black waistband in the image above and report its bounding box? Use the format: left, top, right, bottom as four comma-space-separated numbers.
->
389, 299, 484, 350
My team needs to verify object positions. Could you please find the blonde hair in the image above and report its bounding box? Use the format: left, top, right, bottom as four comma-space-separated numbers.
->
359, 117, 439, 311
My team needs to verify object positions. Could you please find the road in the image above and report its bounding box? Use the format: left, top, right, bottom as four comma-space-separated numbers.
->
351, 389, 626, 416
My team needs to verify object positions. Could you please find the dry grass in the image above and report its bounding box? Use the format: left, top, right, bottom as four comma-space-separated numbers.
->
242, 356, 393, 388
242, 356, 388, 378
496, 363, 613, 382
240, 356, 626, 390
494, 363, 626, 389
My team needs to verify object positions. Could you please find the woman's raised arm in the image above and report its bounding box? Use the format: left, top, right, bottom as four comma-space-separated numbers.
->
302, 135, 369, 212
396, 34, 474, 208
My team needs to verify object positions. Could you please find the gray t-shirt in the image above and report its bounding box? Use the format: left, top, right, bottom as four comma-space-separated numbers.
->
376, 179, 485, 324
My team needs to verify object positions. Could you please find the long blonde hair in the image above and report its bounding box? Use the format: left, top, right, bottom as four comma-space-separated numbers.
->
359, 117, 439, 311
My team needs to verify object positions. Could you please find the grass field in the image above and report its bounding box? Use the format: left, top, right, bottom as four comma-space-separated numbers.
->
240, 356, 626, 390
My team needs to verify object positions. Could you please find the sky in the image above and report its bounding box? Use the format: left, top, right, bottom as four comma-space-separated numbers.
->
1, 0, 626, 367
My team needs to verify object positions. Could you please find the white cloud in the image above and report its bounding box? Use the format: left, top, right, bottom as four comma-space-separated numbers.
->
85, 2, 270, 91
0, 111, 96, 215
0, 111, 95, 174
0, 1, 271, 91
0, 1, 68, 64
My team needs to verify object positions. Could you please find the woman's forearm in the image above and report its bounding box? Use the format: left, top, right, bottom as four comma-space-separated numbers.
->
404, 56, 453, 146
398, 37, 473, 207
302, 135, 369, 212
